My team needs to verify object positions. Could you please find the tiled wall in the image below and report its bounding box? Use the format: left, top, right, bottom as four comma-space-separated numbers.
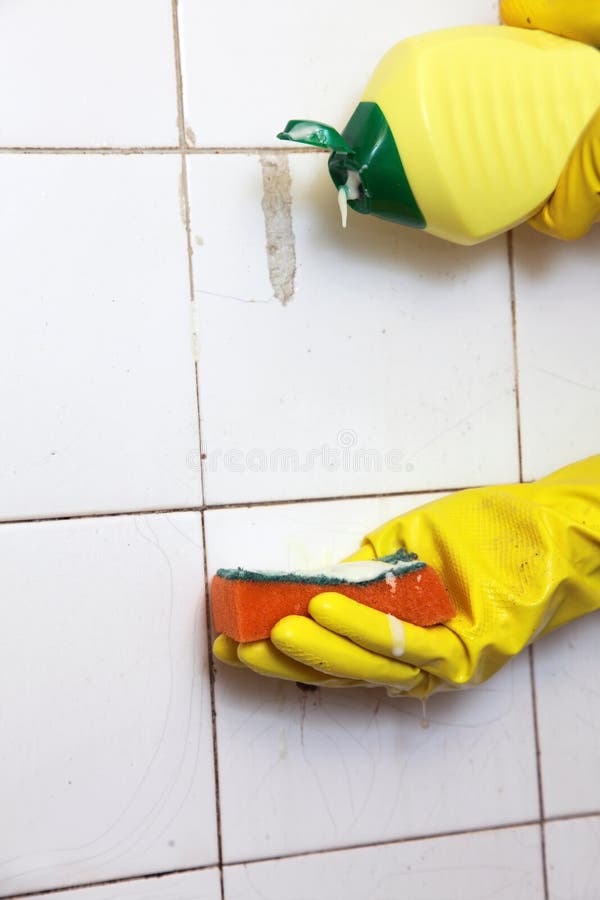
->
1, 2, 599, 899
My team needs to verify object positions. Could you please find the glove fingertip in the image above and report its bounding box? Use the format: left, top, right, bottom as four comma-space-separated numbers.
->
213, 633, 245, 667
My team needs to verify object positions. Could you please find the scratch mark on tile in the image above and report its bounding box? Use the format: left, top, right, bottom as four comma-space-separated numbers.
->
537, 368, 600, 394
185, 125, 197, 146
406, 397, 497, 462
196, 288, 273, 305
259, 153, 296, 306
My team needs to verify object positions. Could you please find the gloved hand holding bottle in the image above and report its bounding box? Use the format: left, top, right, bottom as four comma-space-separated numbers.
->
278, 0, 600, 244
500, 0, 600, 240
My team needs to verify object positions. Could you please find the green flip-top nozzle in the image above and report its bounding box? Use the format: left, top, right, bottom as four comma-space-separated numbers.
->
278, 105, 425, 231
277, 119, 355, 154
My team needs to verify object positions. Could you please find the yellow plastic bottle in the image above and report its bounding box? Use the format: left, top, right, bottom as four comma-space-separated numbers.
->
278, 26, 600, 245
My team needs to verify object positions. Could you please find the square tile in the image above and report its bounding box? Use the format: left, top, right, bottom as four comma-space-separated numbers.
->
0, 155, 201, 521
546, 817, 600, 900
179, 0, 500, 147
512, 225, 600, 481
21, 869, 222, 900
189, 153, 518, 505
0, 513, 217, 896
223, 826, 544, 900
533, 615, 600, 819
205, 496, 540, 863
0, 1, 178, 147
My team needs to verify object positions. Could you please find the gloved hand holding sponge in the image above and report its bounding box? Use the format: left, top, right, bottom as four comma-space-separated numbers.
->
214, 458, 600, 698
212, 1, 600, 697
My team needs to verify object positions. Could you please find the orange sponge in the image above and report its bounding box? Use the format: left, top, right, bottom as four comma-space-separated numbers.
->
211, 551, 454, 643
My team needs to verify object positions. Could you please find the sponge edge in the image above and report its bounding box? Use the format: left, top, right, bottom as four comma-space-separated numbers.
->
211, 557, 454, 643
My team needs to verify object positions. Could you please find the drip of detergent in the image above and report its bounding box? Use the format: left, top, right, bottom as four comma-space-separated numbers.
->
386, 613, 405, 658
386, 687, 431, 730
337, 170, 362, 227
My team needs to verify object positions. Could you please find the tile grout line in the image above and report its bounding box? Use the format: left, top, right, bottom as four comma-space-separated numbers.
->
545, 809, 600, 825
529, 644, 550, 900
0, 146, 183, 155
509, 232, 549, 900
200, 509, 226, 899
8, 812, 600, 897
0, 864, 220, 900
0, 484, 493, 529
507, 231, 524, 484
219, 819, 546, 868
170, 3, 225, 899
170, 0, 186, 149
1, 819, 544, 899
0, 146, 322, 155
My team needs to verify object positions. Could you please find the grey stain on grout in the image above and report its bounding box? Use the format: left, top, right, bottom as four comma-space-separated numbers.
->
259, 153, 297, 306
178, 166, 187, 227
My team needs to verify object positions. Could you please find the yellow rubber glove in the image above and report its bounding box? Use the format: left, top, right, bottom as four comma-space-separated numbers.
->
214, 457, 600, 697
500, 0, 600, 46
500, 0, 600, 240
528, 108, 600, 241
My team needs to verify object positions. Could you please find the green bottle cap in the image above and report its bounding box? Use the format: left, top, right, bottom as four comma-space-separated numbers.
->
277, 120, 355, 154
277, 105, 425, 230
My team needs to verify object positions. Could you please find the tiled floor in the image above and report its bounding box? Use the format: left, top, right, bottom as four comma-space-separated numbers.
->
1, 2, 599, 900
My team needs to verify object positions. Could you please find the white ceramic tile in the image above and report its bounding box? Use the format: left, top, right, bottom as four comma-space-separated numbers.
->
189, 153, 518, 505
213, 652, 537, 865
512, 225, 600, 481
204, 496, 539, 863
224, 826, 544, 900
179, 0, 500, 147
21, 869, 221, 900
0, 1, 178, 147
0, 155, 201, 520
0, 513, 217, 896
533, 615, 600, 819
546, 817, 600, 900
205, 489, 452, 572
